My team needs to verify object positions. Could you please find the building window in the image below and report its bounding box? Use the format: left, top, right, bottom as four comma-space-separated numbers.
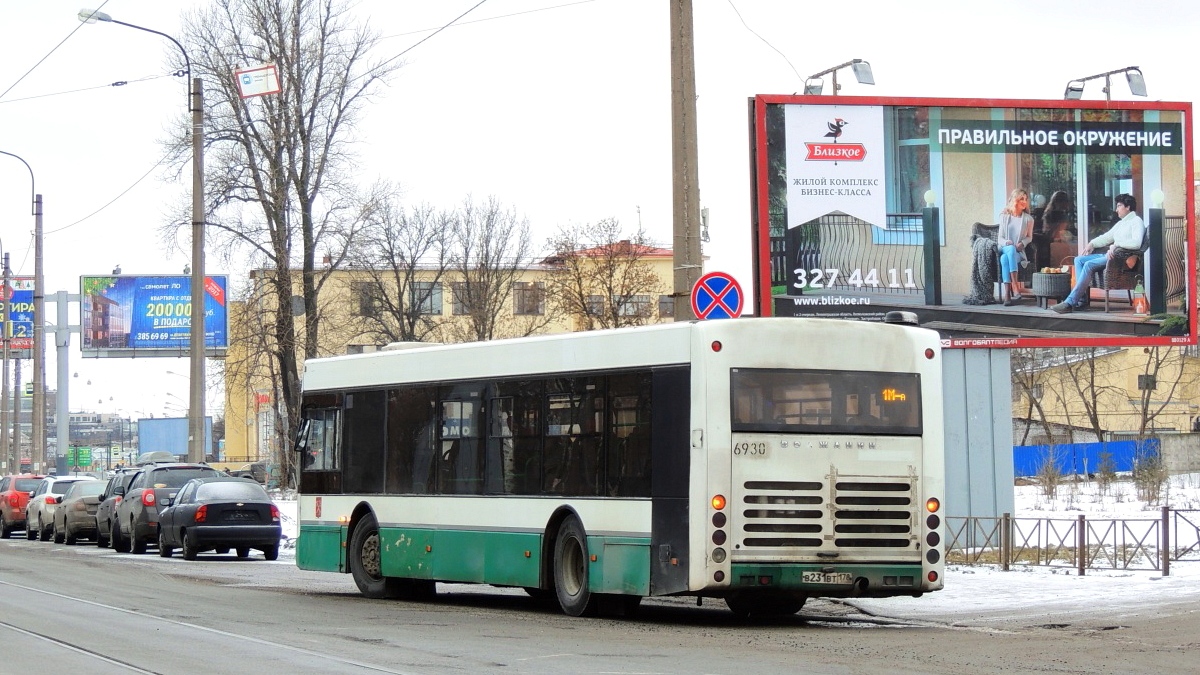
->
614, 294, 652, 317
410, 281, 442, 315
352, 282, 379, 317
450, 282, 470, 316
513, 282, 545, 316
658, 295, 674, 318
585, 295, 604, 316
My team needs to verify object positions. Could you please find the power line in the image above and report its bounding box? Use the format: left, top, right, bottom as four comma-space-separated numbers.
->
44, 158, 168, 236
378, 0, 596, 41
0, 74, 171, 106
0, 0, 113, 102
371, 0, 492, 75
724, 0, 803, 83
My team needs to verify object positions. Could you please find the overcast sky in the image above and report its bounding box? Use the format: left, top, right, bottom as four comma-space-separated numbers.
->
1, 0, 1197, 421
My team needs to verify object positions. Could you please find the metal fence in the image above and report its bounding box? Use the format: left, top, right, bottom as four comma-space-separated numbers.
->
946, 508, 1200, 575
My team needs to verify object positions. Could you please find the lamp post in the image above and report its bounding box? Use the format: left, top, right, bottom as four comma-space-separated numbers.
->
804, 59, 875, 95
0, 150, 46, 474
80, 9, 206, 463
1063, 66, 1147, 101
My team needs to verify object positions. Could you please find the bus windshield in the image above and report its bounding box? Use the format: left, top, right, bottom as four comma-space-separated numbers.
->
731, 368, 922, 436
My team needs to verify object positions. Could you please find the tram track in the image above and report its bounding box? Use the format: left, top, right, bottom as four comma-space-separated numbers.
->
0, 578, 422, 675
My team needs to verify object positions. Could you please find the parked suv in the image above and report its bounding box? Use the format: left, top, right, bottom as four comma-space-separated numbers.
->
112, 462, 222, 554
0, 474, 46, 538
94, 468, 139, 548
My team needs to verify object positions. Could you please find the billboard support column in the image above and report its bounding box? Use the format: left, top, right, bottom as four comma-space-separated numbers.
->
53, 291, 77, 463
923, 201, 942, 306
1148, 205, 1166, 315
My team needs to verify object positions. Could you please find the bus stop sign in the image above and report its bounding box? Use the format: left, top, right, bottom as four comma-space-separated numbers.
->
691, 271, 744, 320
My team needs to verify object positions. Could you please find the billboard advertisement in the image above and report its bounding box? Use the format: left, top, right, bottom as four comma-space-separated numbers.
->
80, 275, 229, 357
0, 276, 34, 355
751, 95, 1195, 348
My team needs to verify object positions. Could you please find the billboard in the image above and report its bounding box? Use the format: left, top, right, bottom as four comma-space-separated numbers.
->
0, 276, 34, 355
751, 95, 1195, 348
80, 275, 229, 357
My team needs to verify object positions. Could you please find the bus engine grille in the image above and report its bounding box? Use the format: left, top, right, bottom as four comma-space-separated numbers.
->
739, 480, 915, 549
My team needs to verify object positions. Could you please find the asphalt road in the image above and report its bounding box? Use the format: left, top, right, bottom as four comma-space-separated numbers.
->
1, 536, 1196, 674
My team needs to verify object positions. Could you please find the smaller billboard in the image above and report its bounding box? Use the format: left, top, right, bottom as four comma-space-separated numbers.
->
0, 276, 35, 354
80, 275, 229, 357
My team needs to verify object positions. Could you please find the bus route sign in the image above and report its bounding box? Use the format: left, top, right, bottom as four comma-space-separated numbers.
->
691, 271, 744, 320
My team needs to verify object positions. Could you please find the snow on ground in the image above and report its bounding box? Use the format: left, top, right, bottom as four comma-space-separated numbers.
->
854, 472, 1200, 623
271, 474, 1200, 621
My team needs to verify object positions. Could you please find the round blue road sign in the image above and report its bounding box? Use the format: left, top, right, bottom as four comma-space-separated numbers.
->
691, 271, 744, 320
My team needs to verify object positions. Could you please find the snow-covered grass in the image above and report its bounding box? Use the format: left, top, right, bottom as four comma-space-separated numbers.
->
1017, 471, 1200, 516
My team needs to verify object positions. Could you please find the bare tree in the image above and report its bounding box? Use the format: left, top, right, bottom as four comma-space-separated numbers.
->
543, 219, 664, 330
441, 197, 550, 342
1053, 347, 1125, 443
1010, 348, 1059, 445
344, 190, 452, 345
1131, 346, 1197, 436
170, 0, 399, 485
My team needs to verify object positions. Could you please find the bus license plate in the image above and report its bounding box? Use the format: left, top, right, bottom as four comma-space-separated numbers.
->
802, 572, 852, 585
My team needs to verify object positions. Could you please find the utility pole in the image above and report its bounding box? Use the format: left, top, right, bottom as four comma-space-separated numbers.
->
33, 194, 45, 471
670, 0, 703, 320
1, 253, 10, 470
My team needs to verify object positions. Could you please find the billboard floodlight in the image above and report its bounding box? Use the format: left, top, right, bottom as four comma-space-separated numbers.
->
805, 59, 874, 95
1063, 66, 1147, 101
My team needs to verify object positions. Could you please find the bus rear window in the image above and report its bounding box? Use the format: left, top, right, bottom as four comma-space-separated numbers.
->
731, 368, 921, 436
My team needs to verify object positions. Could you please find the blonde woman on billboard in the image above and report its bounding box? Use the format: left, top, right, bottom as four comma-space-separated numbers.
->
998, 188, 1034, 305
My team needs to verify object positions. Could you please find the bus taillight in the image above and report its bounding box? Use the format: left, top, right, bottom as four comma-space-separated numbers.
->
925, 497, 940, 513
711, 494, 726, 510
711, 341, 722, 352
928, 571, 938, 583
925, 348, 935, 359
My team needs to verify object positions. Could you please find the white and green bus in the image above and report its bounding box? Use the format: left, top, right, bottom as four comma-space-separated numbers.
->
294, 315, 945, 617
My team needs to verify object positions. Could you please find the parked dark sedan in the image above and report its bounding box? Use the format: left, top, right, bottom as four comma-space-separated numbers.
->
157, 477, 282, 561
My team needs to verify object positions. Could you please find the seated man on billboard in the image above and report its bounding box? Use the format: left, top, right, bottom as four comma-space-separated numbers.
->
1050, 194, 1144, 314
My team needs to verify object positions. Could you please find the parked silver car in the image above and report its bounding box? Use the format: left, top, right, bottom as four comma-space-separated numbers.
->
25, 476, 98, 541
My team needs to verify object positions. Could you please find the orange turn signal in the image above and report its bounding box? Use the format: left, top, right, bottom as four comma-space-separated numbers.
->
711, 494, 726, 510
925, 497, 940, 513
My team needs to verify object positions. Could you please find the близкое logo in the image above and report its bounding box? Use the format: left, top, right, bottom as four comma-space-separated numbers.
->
804, 118, 866, 161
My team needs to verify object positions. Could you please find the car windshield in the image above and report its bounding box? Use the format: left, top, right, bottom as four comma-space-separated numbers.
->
196, 481, 270, 501
15, 479, 41, 491
67, 482, 106, 499
150, 468, 221, 488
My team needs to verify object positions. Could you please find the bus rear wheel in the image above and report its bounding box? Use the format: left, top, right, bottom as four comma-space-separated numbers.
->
349, 513, 401, 599
553, 516, 597, 617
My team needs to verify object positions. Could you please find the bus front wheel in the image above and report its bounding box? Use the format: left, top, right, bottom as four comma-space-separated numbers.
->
553, 516, 598, 617
349, 513, 401, 599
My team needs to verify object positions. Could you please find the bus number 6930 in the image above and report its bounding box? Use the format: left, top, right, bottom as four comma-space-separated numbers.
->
733, 442, 766, 456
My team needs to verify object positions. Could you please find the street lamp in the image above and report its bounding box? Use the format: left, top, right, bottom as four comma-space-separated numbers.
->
1063, 66, 1147, 101
0, 150, 46, 474
804, 59, 875, 95
79, 9, 207, 463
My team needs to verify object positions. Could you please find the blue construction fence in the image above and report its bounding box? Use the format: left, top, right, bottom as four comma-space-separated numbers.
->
1013, 439, 1161, 478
